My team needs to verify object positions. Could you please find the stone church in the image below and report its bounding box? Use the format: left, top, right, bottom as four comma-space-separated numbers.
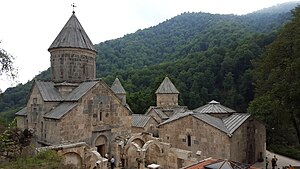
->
132, 77, 266, 165
15, 11, 265, 169
15, 12, 132, 168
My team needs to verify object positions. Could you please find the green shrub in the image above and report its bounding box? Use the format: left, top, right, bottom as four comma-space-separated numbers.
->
269, 144, 300, 160
0, 150, 67, 169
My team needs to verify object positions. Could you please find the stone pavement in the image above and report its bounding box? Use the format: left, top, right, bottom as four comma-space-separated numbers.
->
252, 150, 300, 169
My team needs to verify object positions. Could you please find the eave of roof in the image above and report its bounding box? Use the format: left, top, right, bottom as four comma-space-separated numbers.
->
44, 102, 78, 120
15, 107, 27, 116
131, 114, 151, 128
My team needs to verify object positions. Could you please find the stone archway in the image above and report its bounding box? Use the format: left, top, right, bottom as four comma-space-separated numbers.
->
95, 135, 108, 157
142, 140, 163, 166
63, 152, 83, 168
145, 142, 161, 166
132, 138, 145, 148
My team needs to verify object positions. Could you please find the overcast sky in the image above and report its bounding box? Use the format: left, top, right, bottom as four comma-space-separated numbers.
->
0, 0, 296, 92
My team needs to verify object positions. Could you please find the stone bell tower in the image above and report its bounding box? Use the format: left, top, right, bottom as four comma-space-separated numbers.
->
155, 77, 179, 109
48, 11, 97, 83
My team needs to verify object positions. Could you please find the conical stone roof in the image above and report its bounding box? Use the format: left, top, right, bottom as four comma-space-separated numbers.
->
111, 78, 126, 94
155, 77, 179, 94
193, 100, 236, 114
48, 13, 96, 52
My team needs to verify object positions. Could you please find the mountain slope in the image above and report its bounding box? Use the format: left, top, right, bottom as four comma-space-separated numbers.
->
0, 2, 298, 115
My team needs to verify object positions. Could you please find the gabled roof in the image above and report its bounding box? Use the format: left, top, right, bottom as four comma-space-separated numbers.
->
111, 78, 126, 94
153, 108, 169, 120
193, 100, 236, 114
36, 81, 64, 101
35, 81, 98, 102
65, 81, 98, 101
131, 114, 152, 128
159, 111, 252, 137
183, 158, 257, 169
193, 113, 229, 134
155, 77, 179, 94
223, 113, 251, 134
48, 13, 96, 52
204, 159, 251, 169
44, 102, 78, 119
172, 106, 189, 115
15, 107, 27, 116
159, 111, 193, 126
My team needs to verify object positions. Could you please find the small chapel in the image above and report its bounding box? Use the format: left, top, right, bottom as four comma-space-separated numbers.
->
15, 10, 266, 169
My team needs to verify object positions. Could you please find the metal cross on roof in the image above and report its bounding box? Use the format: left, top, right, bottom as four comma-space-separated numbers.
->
71, 3, 77, 14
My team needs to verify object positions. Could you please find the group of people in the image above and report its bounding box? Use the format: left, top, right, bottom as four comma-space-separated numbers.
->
266, 155, 279, 169
266, 155, 295, 169
104, 153, 115, 169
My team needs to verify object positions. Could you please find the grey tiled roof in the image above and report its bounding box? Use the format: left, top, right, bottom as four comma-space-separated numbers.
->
15, 107, 27, 116
155, 77, 179, 94
153, 108, 169, 120
111, 78, 126, 94
44, 102, 78, 119
36, 81, 64, 101
159, 111, 193, 126
36, 81, 97, 102
223, 113, 251, 135
159, 110, 251, 137
48, 13, 96, 52
193, 113, 229, 134
193, 100, 236, 114
173, 106, 188, 115
131, 114, 151, 128
65, 81, 98, 101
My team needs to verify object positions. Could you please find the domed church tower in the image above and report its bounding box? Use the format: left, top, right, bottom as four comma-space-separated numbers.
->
48, 11, 97, 83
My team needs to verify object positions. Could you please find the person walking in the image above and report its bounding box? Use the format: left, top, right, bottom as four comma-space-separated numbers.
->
271, 155, 278, 169
266, 157, 269, 169
111, 156, 115, 169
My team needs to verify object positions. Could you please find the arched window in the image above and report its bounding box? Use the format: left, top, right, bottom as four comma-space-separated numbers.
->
187, 134, 191, 146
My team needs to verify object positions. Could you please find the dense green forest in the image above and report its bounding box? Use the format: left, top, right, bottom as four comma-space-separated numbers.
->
0, 2, 299, 158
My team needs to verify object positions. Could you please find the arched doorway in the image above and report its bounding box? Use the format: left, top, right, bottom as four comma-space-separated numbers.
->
144, 142, 162, 166
63, 152, 82, 168
95, 135, 108, 157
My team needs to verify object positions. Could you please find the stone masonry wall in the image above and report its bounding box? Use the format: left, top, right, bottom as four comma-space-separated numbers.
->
230, 117, 266, 164
156, 93, 178, 109
159, 115, 230, 160
50, 48, 96, 83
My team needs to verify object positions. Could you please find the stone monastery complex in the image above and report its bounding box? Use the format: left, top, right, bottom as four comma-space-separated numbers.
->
15, 12, 266, 169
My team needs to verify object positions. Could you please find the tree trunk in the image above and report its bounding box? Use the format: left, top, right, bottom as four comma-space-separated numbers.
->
292, 111, 300, 144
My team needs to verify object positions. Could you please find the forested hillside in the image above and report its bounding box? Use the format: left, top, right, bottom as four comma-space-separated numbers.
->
0, 2, 299, 158
0, 3, 295, 115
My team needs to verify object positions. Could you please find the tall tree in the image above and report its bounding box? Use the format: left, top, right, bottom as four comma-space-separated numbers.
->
249, 6, 300, 145
0, 41, 17, 79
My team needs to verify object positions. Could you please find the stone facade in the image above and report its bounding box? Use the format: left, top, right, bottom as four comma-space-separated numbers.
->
156, 93, 179, 108
159, 115, 231, 160
50, 48, 96, 83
